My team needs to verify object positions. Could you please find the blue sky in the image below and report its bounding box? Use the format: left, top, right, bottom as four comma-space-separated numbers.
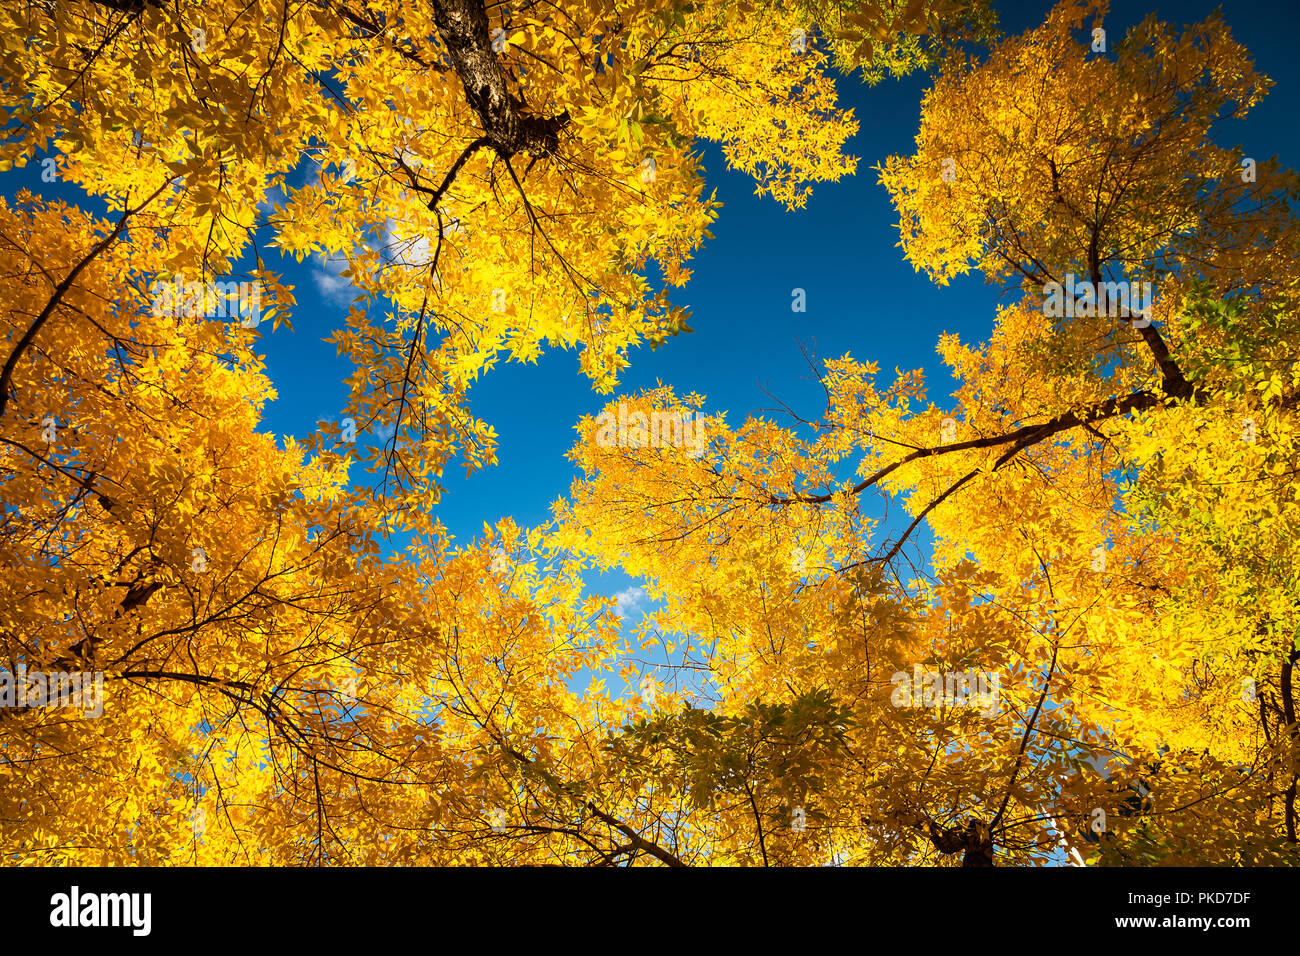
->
374, 0, 1299, 626
303, 0, 1300, 551
7, 0, 1299, 671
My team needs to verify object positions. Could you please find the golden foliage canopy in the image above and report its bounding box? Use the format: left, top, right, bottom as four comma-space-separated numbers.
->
1, 0, 1296, 866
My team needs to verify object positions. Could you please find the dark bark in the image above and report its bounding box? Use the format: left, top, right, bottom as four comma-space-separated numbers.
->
928, 818, 995, 867
1282, 649, 1299, 842
429, 0, 569, 160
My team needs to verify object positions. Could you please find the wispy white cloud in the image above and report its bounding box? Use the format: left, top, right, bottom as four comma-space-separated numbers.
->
614, 586, 645, 619
255, 181, 289, 217
312, 252, 356, 308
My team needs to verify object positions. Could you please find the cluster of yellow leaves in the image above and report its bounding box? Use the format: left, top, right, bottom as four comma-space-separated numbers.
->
0, 0, 932, 865
6, 0, 1294, 867
553, 1, 1300, 864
